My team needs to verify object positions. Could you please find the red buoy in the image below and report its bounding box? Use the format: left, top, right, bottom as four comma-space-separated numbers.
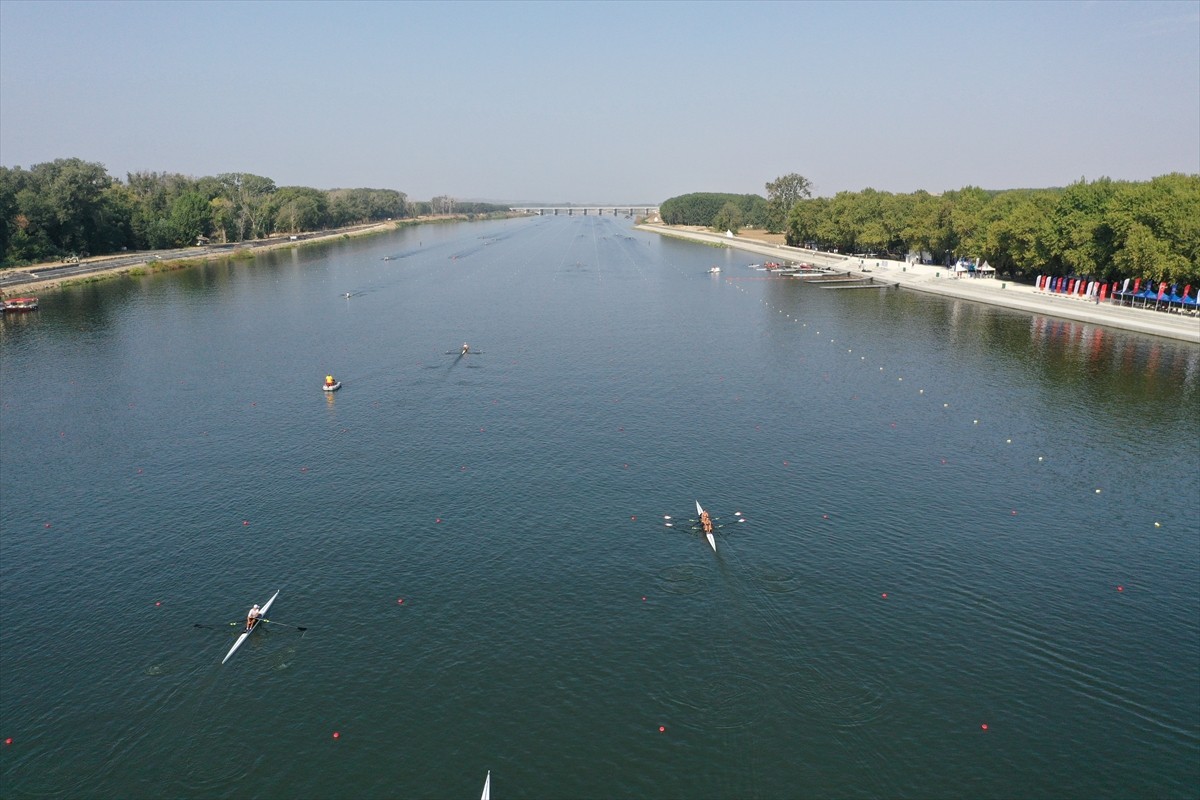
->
397, 598, 404, 604
332, 731, 340, 739
881, 593, 887, 599
981, 723, 988, 731
3, 737, 11, 745
1117, 585, 1124, 592
658, 726, 665, 733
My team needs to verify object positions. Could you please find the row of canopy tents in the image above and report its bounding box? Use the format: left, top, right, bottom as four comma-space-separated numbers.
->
1036, 276, 1198, 313
954, 258, 996, 277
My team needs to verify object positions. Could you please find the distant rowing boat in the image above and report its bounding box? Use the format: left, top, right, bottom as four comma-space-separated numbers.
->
696, 500, 716, 552
222, 589, 279, 664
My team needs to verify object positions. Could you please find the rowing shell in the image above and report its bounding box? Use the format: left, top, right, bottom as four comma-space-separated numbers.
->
481, 770, 490, 800
222, 589, 279, 664
696, 500, 716, 552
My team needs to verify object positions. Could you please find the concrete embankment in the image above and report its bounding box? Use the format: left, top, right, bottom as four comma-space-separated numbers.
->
0, 216, 489, 297
637, 224, 1200, 344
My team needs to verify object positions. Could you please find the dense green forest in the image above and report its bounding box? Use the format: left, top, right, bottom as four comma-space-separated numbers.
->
659, 192, 769, 232
660, 174, 1199, 284
0, 158, 506, 267
783, 175, 1199, 283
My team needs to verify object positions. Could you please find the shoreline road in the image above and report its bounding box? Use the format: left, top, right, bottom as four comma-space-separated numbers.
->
639, 224, 1200, 344
0, 223, 388, 294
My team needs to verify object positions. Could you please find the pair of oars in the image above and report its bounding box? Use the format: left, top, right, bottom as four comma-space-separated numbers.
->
193, 619, 307, 631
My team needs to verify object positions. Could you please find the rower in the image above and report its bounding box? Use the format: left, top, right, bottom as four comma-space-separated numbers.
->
325, 374, 336, 387
246, 604, 262, 632
461, 343, 470, 355
700, 510, 713, 534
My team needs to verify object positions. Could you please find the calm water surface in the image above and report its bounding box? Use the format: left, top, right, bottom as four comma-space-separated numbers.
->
1, 216, 1197, 799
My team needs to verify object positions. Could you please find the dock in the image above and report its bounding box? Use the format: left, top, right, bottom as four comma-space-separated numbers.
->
794, 271, 898, 289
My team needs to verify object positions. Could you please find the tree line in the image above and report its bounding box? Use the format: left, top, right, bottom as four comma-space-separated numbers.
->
659, 192, 769, 232
783, 174, 1199, 284
0, 157, 507, 267
660, 173, 1199, 284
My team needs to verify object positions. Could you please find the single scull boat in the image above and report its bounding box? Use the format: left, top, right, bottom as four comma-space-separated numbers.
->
696, 500, 716, 552
481, 770, 490, 800
222, 589, 279, 664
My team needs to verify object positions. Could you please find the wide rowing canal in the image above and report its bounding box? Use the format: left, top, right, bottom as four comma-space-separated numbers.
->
1, 215, 1197, 799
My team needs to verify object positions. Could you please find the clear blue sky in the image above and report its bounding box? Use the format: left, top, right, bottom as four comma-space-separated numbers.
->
1, 0, 1197, 203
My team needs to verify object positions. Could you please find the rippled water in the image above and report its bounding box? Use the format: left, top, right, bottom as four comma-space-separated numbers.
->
2, 216, 1197, 799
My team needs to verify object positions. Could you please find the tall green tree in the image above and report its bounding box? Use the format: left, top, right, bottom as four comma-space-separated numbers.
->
765, 172, 812, 233
169, 191, 212, 246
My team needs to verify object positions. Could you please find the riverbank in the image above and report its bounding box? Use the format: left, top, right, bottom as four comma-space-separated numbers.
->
0, 215, 498, 297
638, 224, 1200, 344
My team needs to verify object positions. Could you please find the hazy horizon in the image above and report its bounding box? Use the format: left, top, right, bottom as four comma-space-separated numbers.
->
2, 0, 1197, 203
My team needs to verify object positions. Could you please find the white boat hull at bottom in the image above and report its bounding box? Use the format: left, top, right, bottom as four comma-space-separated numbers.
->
222, 589, 280, 664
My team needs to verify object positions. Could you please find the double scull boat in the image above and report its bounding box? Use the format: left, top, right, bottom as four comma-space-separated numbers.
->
696, 500, 716, 552
222, 589, 279, 664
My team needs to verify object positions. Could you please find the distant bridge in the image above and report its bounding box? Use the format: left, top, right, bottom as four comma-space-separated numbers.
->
510, 206, 659, 217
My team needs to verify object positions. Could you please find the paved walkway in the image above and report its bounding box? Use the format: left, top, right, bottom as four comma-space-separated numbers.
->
638, 225, 1199, 344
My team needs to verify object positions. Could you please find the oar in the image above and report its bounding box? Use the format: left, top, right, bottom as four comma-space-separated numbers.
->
194, 622, 239, 630
262, 619, 308, 631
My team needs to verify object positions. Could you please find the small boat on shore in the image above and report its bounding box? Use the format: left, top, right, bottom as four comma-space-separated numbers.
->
1, 297, 39, 312
222, 589, 279, 664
